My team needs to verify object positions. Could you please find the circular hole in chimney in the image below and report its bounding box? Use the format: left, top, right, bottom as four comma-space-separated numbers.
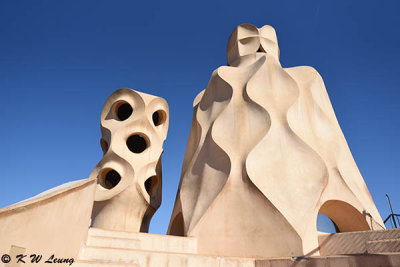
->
144, 175, 158, 196
152, 110, 166, 126
100, 138, 109, 154
99, 169, 121, 189
115, 102, 133, 121
127, 134, 148, 153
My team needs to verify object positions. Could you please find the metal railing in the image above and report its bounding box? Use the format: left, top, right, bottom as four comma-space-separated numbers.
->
384, 194, 400, 229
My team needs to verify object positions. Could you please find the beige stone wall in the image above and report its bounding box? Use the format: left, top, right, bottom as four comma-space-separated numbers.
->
0, 178, 96, 262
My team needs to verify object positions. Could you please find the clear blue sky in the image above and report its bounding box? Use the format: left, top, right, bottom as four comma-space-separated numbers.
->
1, 0, 399, 234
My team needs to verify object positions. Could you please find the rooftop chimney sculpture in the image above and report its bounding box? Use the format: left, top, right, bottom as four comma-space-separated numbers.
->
90, 88, 169, 232
168, 24, 385, 258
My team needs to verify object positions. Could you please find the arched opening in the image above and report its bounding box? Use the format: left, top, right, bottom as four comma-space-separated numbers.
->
318, 200, 370, 233
126, 134, 148, 153
99, 169, 121, 189
317, 213, 339, 233
152, 110, 166, 126
114, 101, 133, 121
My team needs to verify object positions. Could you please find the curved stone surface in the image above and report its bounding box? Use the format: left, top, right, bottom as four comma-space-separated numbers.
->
91, 88, 169, 233
168, 24, 385, 258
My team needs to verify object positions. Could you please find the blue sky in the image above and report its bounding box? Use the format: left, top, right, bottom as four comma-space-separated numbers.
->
0, 0, 399, 234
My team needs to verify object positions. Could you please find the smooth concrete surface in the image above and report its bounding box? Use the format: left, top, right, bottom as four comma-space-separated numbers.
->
90, 88, 169, 233
75, 261, 140, 267
168, 23, 385, 258
87, 228, 197, 254
78, 246, 255, 267
0, 178, 96, 264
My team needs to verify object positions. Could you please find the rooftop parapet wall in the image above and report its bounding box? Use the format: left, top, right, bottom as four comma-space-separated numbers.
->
0, 178, 96, 261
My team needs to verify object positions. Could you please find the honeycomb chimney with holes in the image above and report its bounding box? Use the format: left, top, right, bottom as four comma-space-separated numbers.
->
90, 88, 169, 233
